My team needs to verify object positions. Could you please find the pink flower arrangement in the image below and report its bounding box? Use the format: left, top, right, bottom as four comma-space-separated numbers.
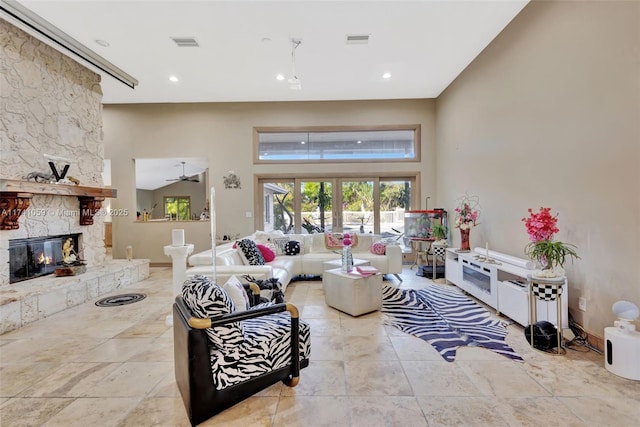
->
454, 198, 480, 230
343, 233, 351, 246
522, 207, 559, 242
522, 207, 579, 273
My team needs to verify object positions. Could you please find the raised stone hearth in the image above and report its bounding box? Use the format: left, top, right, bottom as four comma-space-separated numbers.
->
0, 259, 149, 334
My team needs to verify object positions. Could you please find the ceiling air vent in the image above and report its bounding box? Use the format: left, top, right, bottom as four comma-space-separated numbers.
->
345, 34, 370, 45
171, 37, 199, 47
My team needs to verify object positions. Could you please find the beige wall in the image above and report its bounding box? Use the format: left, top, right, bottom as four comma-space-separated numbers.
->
103, 99, 436, 263
436, 0, 640, 336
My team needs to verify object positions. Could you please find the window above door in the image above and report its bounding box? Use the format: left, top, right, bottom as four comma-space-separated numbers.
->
254, 125, 420, 163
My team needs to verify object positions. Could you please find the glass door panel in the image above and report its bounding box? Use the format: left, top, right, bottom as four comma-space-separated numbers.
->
300, 180, 333, 233
379, 179, 411, 239
340, 180, 374, 234
262, 181, 295, 234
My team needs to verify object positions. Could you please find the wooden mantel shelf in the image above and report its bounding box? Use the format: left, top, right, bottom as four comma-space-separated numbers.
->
0, 179, 117, 198
0, 179, 117, 230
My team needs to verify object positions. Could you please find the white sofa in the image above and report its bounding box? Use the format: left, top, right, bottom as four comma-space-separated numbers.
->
186, 232, 403, 292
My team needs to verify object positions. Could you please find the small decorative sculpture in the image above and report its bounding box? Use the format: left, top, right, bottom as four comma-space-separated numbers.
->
62, 238, 77, 264
23, 171, 53, 182
44, 153, 72, 182
223, 171, 241, 189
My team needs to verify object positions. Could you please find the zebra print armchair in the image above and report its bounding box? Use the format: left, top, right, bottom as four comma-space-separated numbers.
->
173, 275, 311, 426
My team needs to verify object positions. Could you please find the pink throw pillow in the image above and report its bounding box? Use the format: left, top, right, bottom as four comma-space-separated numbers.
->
370, 241, 386, 255
256, 244, 276, 262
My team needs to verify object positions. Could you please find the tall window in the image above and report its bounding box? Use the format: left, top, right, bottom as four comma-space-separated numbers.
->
254, 125, 420, 163
164, 196, 191, 221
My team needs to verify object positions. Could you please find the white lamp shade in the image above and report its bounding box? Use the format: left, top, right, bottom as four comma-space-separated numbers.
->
612, 300, 640, 321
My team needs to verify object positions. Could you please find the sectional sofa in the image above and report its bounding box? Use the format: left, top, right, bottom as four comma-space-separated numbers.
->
186, 231, 403, 291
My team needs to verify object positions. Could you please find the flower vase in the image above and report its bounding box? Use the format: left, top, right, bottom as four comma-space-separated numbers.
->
341, 244, 353, 272
459, 228, 471, 252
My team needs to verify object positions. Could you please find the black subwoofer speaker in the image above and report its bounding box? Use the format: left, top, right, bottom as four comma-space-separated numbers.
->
524, 320, 558, 351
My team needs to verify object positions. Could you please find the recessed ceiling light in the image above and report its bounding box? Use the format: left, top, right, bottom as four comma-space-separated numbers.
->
382, 72, 391, 79
94, 39, 109, 47
276, 74, 285, 81
169, 76, 179, 82
357, 140, 362, 144
300, 141, 306, 145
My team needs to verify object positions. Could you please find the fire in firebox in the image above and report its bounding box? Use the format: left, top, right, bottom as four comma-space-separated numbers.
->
37, 252, 52, 265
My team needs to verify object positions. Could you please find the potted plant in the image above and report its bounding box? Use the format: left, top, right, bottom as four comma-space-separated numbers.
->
522, 207, 579, 277
432, 224, 448, 246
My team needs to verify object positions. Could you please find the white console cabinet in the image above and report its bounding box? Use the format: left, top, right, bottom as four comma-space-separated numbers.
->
445, 249, 568, 328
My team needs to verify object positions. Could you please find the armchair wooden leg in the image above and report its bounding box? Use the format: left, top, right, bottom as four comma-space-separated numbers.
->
283, 375, 300, 387
285, 303, 301, 386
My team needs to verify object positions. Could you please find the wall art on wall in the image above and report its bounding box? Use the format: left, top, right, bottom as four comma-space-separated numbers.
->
223, 171, 241, 189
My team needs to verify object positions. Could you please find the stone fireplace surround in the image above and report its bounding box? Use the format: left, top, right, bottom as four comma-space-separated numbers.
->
0, 20, 150, 334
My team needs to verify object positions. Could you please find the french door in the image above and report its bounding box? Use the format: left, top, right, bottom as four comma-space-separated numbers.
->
258, 174, 416, 236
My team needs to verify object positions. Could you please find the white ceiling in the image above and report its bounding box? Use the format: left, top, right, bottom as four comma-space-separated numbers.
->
135, 157, 208, 190
12, 0, 530, 104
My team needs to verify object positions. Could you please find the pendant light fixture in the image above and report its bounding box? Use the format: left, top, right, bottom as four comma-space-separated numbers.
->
288, 38, 302, 90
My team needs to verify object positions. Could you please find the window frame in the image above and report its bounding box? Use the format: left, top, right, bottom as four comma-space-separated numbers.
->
163, 195, 191, 221
254, 172, 421, 234
253, 124, 421, 164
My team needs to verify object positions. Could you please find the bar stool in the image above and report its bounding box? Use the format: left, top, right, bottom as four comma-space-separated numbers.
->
527, 275, 566, 354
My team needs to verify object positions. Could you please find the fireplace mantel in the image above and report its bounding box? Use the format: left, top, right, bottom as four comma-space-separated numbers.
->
0, 179, 117, 230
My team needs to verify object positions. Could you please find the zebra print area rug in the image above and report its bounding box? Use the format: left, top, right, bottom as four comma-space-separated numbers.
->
382, 285, 523, 362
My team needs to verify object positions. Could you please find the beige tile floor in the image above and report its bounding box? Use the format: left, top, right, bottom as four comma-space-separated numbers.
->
1, 267, 639, 426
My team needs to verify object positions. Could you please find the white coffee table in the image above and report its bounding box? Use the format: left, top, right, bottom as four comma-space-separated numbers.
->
322, 257, 370, 272
323, 268, 383, 316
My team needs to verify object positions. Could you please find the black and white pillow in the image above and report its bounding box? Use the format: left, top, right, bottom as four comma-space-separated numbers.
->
181, 275, 244, 351
236, 239, 265, 265
223, 275, 250, 312
284, 240, 301, 255
271, 237, 290, 255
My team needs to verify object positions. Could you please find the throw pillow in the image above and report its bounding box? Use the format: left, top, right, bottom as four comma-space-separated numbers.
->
371, 241, 386, 255
181, 275, 244, 351
223, 275, 250, 312
264, 242, 278, 255
284, 240, 301, 255
256, 244, 276, 262
236, 239, 265, 265
253, 230, 269, 244
324, 233, 359, 249
272, 237, 290, 255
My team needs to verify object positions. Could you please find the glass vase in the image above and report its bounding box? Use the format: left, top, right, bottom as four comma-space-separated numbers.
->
341, 244, 353, 272
459, 228, 471, 252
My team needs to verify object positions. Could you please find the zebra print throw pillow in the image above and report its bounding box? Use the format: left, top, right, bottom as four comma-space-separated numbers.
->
236, 239, 266, 265
182, 275, 245, 350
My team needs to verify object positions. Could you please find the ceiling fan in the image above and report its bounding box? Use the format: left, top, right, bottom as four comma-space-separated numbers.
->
167, 161, 200, 183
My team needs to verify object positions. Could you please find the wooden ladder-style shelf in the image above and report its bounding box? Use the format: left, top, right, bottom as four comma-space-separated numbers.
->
0, 179, 117, 230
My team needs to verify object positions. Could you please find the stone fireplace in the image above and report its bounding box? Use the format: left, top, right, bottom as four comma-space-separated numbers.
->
9, 233, 82, 283
0, 19, 105, 287
0, 20, 150, 335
